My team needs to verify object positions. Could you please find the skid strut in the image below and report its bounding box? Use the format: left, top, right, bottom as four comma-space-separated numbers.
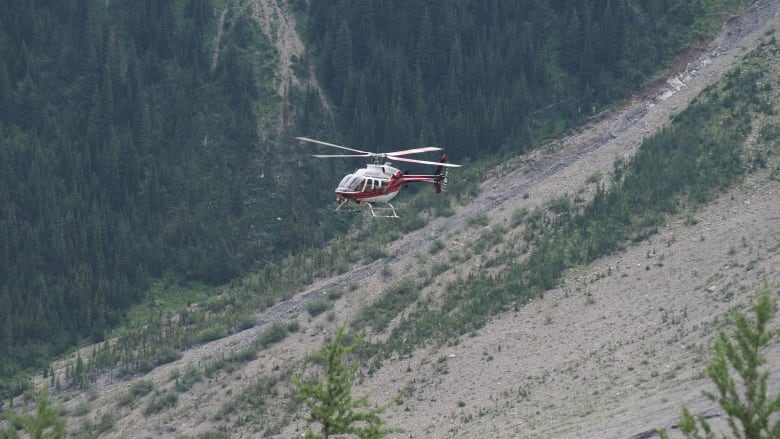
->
364, 202, 399, 218
334, 199, 398, 218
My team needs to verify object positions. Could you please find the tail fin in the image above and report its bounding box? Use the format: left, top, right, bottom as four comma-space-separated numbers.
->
433, 154, 447, 193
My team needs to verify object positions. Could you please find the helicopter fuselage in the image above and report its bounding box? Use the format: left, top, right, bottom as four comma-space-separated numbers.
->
334, 162, 448, 207
335, 163, 402, 205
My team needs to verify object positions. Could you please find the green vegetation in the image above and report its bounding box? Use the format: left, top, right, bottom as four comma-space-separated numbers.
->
364, 35, 778, 359
660, 288, 780, 439
306, 298, 332, 317
352, 279, 420, 332
76, 411, 116, 437
467, 213, 490, 227
117, 379, 154, 408
472, 224, 508, 254
216, 375, 277, 424
143, 390, 177, 416
585, 170, 603, 184
203, 345, 258, 377
294, 327, 398, 439
429, 239, 446, 255
3, 389, 65, 439
259, 321, 290, 348
510, 207, 529, 228
173, 365, 202, 393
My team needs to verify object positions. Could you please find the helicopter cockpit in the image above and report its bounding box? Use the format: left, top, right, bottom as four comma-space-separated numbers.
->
337, 174, 360, 192
336, 174, 388, 193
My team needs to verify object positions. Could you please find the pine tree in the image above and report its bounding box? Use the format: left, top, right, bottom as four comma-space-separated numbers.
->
416, 6, 434, 85
331, 20, 353, 100
661, 287, 780, 438
7, 388, 65, 439
293, 326, 398, 439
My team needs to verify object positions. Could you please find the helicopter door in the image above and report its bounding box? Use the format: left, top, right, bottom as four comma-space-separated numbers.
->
355, 176, 367, 192
371, 178, 385, 193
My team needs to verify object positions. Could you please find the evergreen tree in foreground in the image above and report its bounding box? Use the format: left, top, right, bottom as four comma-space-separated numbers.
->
293, 326, 398, 439
5, 388, 65, 439
662, 287, 780, 438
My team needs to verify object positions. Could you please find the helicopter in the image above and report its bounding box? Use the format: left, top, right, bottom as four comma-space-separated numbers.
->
295, 136, 461, 217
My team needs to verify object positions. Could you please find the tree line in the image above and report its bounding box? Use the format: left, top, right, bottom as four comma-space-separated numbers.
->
296, 0, 731, 158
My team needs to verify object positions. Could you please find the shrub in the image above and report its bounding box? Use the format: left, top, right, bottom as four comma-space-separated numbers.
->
510, 207, 528, 228
144, 391, 177, 416
586, 170, 603, 183
259, 321, 288, 347
306, 298, 331, 317
326, 288, 344, 300
287, 319, 301, 333
352, 279, 419, 332
154, 346, 181, 366
96, 412, 115, 434
117, 380, 154, 407
195, 325, 227, 344
365, 243, 389, 261
548, 195, 571, 215
174, 366, 202, 393
467, 212, 489, 226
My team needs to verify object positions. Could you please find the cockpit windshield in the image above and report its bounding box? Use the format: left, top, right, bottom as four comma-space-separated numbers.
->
337, 174, 365, 191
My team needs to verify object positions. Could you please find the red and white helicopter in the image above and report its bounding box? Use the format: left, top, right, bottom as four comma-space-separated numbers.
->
295, 136, 461, 217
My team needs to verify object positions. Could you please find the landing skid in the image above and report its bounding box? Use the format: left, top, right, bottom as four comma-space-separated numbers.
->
335, 200, 399, 218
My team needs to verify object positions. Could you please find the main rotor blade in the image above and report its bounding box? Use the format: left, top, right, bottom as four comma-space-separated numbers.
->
313, 154, 372, 158
389, 156, 462, 167
385, 146, 443, 156
295, 136, 371, 155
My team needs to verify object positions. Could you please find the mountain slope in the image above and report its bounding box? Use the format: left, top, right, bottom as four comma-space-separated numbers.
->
0, 0, 754, 395
319, 2, 780, 437
11, 1, 780, 438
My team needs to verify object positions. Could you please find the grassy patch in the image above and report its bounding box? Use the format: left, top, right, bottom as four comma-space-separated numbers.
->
117, 379, 154, 408
306, 298, 332, 317
115, 280, 217, 338
217, 375, 278, 421
352, 279, 420, 332
144, 390, 178, 416
259, 322, 289, 347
